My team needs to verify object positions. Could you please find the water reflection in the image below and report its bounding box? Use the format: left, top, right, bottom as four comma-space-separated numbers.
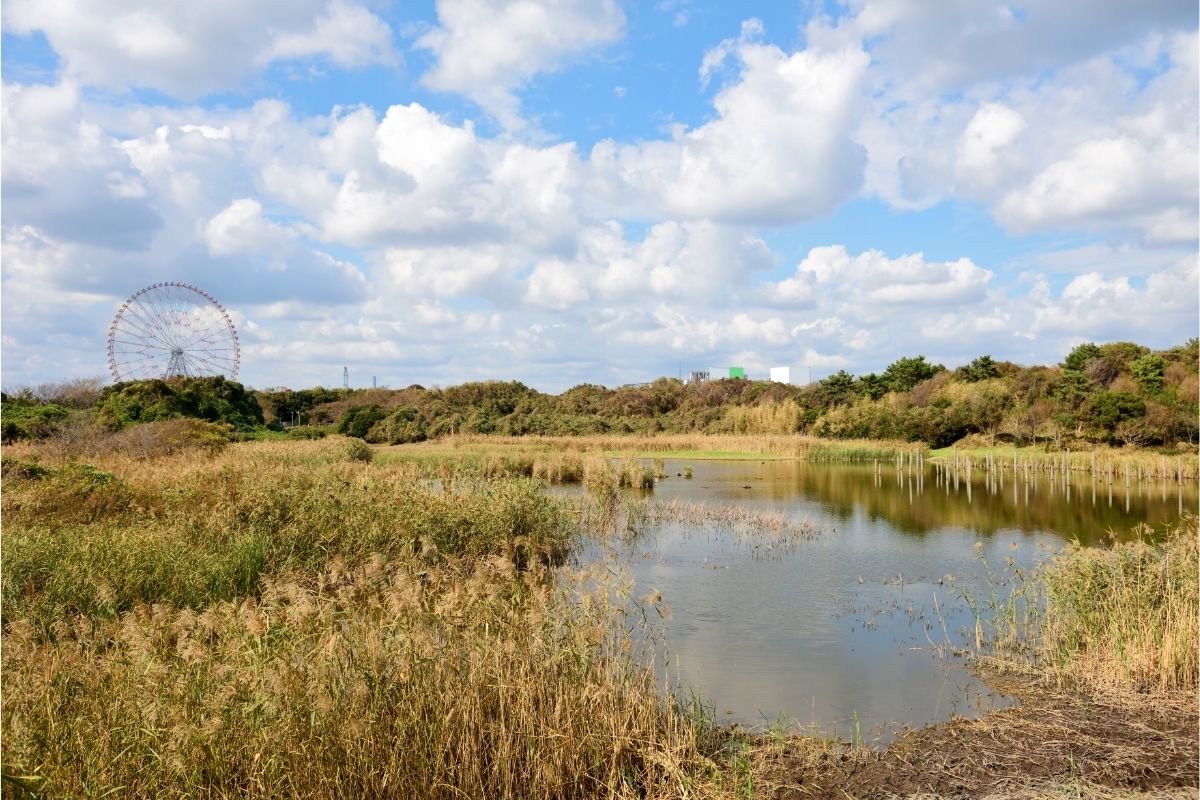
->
650, 460, 1195, 545
573, 459, 1193, 743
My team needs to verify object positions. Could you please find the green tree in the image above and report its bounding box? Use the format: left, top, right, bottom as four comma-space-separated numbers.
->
1130, 353, 1166, 396
959, 355, 1000, 383
881, 356, 944, 393
818, 370, 856, 406
1085, 391, 1146, 440
856, 373, 888, 400
1062, 342, 1102, 372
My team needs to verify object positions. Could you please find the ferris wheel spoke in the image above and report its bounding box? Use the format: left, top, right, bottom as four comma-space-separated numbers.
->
116, 355, 169, 378
124, 301, 179, 348
111, 336, 171, 352
173, 315, 224, 353
183, 349, 230, 374
116, 304, 168, 344
141, 293, 187, 349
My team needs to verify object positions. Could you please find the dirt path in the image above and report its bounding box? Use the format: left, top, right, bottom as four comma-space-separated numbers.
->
747, 680, 1198, 799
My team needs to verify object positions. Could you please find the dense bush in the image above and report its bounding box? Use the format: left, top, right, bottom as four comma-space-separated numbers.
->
1, 396, 71, 442
94, 377, 263, 431
336, 404, 388, 439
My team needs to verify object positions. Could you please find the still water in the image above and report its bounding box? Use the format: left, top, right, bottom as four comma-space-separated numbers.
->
572, 460, 1195, 742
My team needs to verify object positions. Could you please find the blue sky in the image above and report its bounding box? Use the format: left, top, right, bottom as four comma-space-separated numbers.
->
2, 0, 1197, 391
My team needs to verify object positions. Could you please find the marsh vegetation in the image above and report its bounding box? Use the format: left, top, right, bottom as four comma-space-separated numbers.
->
2, 412, 1196, 797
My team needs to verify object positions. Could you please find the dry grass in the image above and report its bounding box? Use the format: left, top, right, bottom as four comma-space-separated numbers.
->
638, 499, 818, 547
2, 557, 722, 799
2, 440, 573, 629
930, 442, 1198, 483
750, 678, 1197, 799
1, 438, 732, 798
1036, 515, 1198, 694
409, 433, 925, 461
4, 436, 1195, 799
973, 516, 1198, 697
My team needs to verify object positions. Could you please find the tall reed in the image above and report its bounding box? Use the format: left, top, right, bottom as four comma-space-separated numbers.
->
975, 516, 1198, 694
1037, 515, 1198, 693
2, 558, 716, 799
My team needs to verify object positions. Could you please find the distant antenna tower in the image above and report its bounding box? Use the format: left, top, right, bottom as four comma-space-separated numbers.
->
343, 366, 349, 389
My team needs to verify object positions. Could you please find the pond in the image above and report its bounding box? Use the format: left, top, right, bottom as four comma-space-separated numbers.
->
571, 459, 1195, 743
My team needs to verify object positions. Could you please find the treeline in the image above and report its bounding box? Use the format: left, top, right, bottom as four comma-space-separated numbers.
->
261, 339, 1197, 449
1, 377, 262, 445
3, 340, 1196, 450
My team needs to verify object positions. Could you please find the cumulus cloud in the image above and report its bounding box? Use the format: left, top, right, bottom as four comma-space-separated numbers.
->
996, 134, 1197, 243
589, 27, 868, 224
205, 199, 291, 256
772, 246, 992, 308
3, 0, 397, 98
1, 81, 162, 250
839, 0, 1196, 97
854, 14, 1198, 242
416, 0, 625, 130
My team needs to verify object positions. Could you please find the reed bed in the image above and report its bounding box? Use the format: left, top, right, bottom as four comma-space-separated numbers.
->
2, 557, 720, 799
974, 516, 1198, 695
1037, 515, 1198, 693
430, 433, 925, 462
1, 438, 738, 798
931, 444, 1198, 484
2, 439, 572, 629
638, 499, 818, 547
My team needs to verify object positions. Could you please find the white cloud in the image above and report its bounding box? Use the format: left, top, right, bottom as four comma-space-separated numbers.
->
525, 260, 590, 310
996, 134, 1198, 243
956, 103, 1027, 191
836, 0, 1196, 97
259, 0, 395, 68
416, 0, 625, 130
3, 0, 397, 98
590, 33, 869, 224
772, 246, 992, 308
854, 16, 1198, 242
205, 198, 291, 256
1, 4, 1196, 391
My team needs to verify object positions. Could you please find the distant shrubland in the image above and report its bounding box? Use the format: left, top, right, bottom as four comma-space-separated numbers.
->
2, 339, 1196, 450
262, 339, 1198, 449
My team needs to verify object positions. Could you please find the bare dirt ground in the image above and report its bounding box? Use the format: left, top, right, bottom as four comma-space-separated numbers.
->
741, 678, 1198, 799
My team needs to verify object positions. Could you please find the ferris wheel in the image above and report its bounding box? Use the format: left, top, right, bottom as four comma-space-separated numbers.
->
107, 282, 240, 382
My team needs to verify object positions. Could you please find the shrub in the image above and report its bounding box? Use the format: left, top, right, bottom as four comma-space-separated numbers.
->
94, 377, 263, 431
0, 398, 71, 442
336, 404, 387, 439
343, 438, 374, 463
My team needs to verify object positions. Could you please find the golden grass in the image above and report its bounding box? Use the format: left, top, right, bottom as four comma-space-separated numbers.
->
974, 516, 1198, 696
2, 439, 572, 627
929, 442, 1198, 482
2, 439, 730, 798
2, 557, 720, 799
395, 433, 925, 461
4, 436, 1195, 798
1037, 515, 1198, 693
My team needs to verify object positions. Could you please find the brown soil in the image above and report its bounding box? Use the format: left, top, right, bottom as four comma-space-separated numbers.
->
742, 678, 1198, 799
